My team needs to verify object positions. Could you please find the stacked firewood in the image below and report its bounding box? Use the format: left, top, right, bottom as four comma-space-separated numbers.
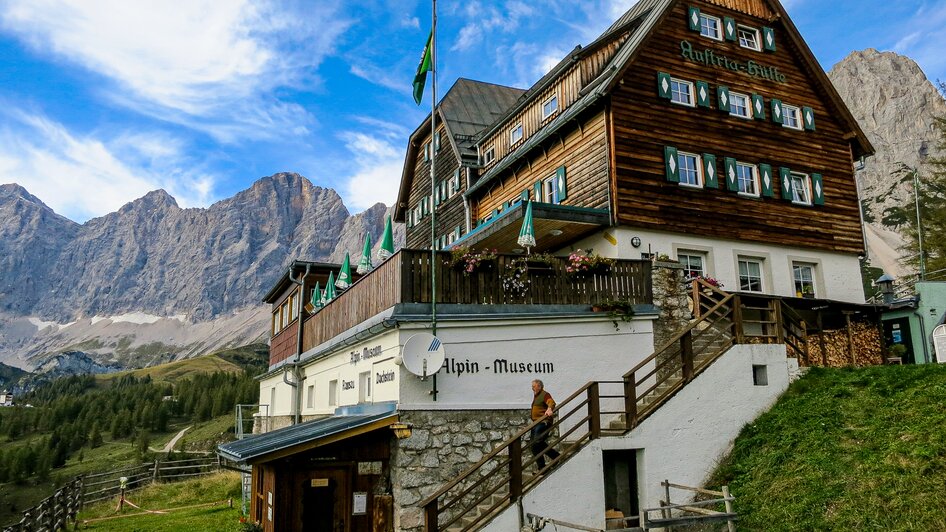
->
804, 322, 884, 367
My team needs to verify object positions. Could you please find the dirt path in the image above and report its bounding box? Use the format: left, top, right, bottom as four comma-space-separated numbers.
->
152, 426, 192, 453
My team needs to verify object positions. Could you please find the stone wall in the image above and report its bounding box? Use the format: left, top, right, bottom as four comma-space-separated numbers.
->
651, 261, 690, 351
390, 409, 529, 531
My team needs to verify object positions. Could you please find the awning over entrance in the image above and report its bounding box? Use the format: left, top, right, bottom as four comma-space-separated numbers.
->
218, 410, 398, 465
454, 202, 610, 253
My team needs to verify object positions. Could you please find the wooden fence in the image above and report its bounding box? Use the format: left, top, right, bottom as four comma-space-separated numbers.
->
2, 456, 218, 532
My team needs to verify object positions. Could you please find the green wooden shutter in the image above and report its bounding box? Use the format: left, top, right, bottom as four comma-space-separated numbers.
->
520, 189, 529, 202
665, 146, 680, 183
811, 173, 824, 205
717, 86, 730, 113
724, 158, 738, 192
434, 185, 441, 206
657, 72, 672, 99
455, 226, 461, 240
771, 99, 783, 125
780, 168, 793, 201
752, 94, 766, 121
696, 81, 710, 108
763, 27, 776, 52
555, 166, 568, 201
724, 17, 737, 41
759, 164, 774, 197
703, 154, 718, 188
534, 180, 543, 202
434, 132, 441, 152
803, 107, 816, 130
423, 143, 429, 162
688, 6, 701, 31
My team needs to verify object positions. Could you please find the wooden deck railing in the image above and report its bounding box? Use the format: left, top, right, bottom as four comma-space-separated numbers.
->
301, 249, 652, 352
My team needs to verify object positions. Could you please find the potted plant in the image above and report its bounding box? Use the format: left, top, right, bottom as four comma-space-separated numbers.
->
524, 252, 556, 275
566, 249, 615, 279
594, 298, 636, 330
501, 258, 531, 299
446, 246, 497, 275
802, 285, 815, 299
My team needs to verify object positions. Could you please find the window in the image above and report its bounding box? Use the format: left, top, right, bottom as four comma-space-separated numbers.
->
678, 252, 706, 280
791, 173, 812, 205
542, 95, 559, 120
510, 123, 524, 145
306, 385, 314, 409
483, 146, 495, 165
736, 163, 759, 197
699, 14, 722, 40
738, 26, 761, 51
782, 104, 802, 130
328, 380, 338, 407
542, 176, 555, 203
359, 371, 371, 403
670, 78, 695, 107
678, 152, 702, 187
271, 312, 280, 336
281, 302, 289, 328
729, 92, 751, 119
288, 293, 297, 321
738, 258, 763, 292
752, 365, 768, 386
793, 263, 815, 296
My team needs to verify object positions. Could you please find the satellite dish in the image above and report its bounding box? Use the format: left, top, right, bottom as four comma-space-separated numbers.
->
401, 333, 445, 379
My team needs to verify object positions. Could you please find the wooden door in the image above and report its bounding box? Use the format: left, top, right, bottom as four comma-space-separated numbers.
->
301, 468, 350, 532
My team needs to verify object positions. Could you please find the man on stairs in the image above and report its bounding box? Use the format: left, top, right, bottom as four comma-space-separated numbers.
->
530, 379, 561, 470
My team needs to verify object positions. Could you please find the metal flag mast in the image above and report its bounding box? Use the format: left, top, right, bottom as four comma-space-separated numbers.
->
429, 0, 439, 400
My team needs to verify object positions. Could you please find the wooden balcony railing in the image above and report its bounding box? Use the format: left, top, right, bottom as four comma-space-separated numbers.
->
300, 249, 652, 353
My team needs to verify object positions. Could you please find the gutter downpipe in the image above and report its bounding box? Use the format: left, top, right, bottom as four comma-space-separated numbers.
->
913, 310, 930, 364
285, 262, 311, 425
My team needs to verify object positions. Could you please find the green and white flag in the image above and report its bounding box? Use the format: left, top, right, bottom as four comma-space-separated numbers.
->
336, 253, 352, 290
377, 215, 395, 261
413, 30, 433, 105
357, 233, 373, 274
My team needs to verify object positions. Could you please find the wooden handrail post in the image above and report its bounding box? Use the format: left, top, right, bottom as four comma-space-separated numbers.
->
722, 485, 735, 532
424, 500, 439, 532
588, 383, 601, 439
509, 437, 523, 502
691, 280, 700, 317
681, 330, 694, 381
732, 295, 744, 344
801, 320, 810, 366
775, 301, 785, 344
663, 480, 672, 520
623, 375, 638, 429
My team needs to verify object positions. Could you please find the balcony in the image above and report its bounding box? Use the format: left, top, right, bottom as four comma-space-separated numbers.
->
300, 249, 652, 354
455, 201, 610, 253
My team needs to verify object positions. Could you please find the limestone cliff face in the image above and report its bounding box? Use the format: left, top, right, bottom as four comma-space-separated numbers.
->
828, 49, 946, 274
0, 173, 400, 321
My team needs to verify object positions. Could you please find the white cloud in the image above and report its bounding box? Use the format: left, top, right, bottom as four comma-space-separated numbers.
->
339, 131, 403, 212
451, 1, 535, 52
0, 107, 216, 221
892, 3, 946, 83
0, 0, 350, 142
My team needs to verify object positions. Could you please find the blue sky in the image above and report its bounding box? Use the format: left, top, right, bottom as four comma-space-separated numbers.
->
0, 0, 944, 223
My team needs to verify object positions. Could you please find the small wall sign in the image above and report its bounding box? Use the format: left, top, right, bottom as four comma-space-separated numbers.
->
353, 492, 367, 515
311, 478, 330, 487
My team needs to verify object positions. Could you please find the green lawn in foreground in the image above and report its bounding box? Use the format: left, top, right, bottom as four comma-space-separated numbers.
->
710, 365, 946, 531
78, 471, 243, 531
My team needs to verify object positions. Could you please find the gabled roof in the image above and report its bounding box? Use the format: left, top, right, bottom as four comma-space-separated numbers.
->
394, 79, 525, 221
467, 0, 874, 198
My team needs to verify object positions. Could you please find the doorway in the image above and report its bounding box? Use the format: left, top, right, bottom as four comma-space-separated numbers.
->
301, 468, 350, 532
603, 450, 640, 528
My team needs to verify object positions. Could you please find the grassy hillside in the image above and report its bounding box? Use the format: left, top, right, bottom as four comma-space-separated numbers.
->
710, 365, 946, 531
95, 355, 243, 385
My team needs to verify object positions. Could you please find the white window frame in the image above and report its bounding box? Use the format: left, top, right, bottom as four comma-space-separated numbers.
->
542, 176, 556, 204
792, 263, 816, 297
699, 14, 722, 40
306, 385, 315, 409
542, 95, 559, 120
677, 252, 707, 280
483, 146, 495, 165
737, 25, 761, 51
328, 380, 338, 407
736, 162, 759, 197
738, 258, 764, 293
729, 92, 752, 119
678, 152, 703, 188
782, 104, 802, 130
791, 172, 813, 205
670, 78, 695, 107
510, 123, 524, 145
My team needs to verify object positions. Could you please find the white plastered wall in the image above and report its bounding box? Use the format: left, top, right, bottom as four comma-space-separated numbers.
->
573, 227, 865, 304
484, 344, 797, 531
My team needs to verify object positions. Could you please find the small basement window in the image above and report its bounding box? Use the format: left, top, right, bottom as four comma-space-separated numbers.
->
752, 365, 768, 386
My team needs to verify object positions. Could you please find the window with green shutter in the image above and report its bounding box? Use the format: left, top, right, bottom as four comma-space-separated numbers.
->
780, 168, 793, 201
657, 72, 672, 99
534, 180, 543, 203
423, 143, 429, 162
770, 99, 783, 125
696, 81, 711, 108
759, 164, 774, 197
688, 6, 701, 31
811, 173, 824, 205
717, 86, 730, 113
803, 107, 816, 130
751, 94, 766, 121
723, 17, 737, 41
555, 166, 567, 201
762, 27, 776, 52
520, 189, 529, 203
703, 154, 718, 188
724, 158, 738, 191
664, 146, 680, 183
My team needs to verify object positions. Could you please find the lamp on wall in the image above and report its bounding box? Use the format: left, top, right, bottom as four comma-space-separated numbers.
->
631, 237, 642, 248
548, 229, 563, 236
389, 423, 413, 439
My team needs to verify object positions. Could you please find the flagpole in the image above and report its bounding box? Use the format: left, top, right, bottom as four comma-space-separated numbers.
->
429, 0, 439, 400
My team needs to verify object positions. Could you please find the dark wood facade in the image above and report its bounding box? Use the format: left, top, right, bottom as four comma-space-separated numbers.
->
404, 125, 466, 250
610, 0, 865, 253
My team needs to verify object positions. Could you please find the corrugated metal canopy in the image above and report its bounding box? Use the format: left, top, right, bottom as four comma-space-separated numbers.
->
217, 411, 397, 464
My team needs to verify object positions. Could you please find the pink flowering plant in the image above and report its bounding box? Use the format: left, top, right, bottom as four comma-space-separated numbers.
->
696, 275, 724, 288
447, 246, 498, 275
565, 249, 615, 278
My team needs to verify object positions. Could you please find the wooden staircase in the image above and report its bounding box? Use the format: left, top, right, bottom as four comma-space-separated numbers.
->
420, 280, 805, 532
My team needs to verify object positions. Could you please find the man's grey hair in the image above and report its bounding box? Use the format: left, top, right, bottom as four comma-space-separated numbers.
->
532, 379, 544, 388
